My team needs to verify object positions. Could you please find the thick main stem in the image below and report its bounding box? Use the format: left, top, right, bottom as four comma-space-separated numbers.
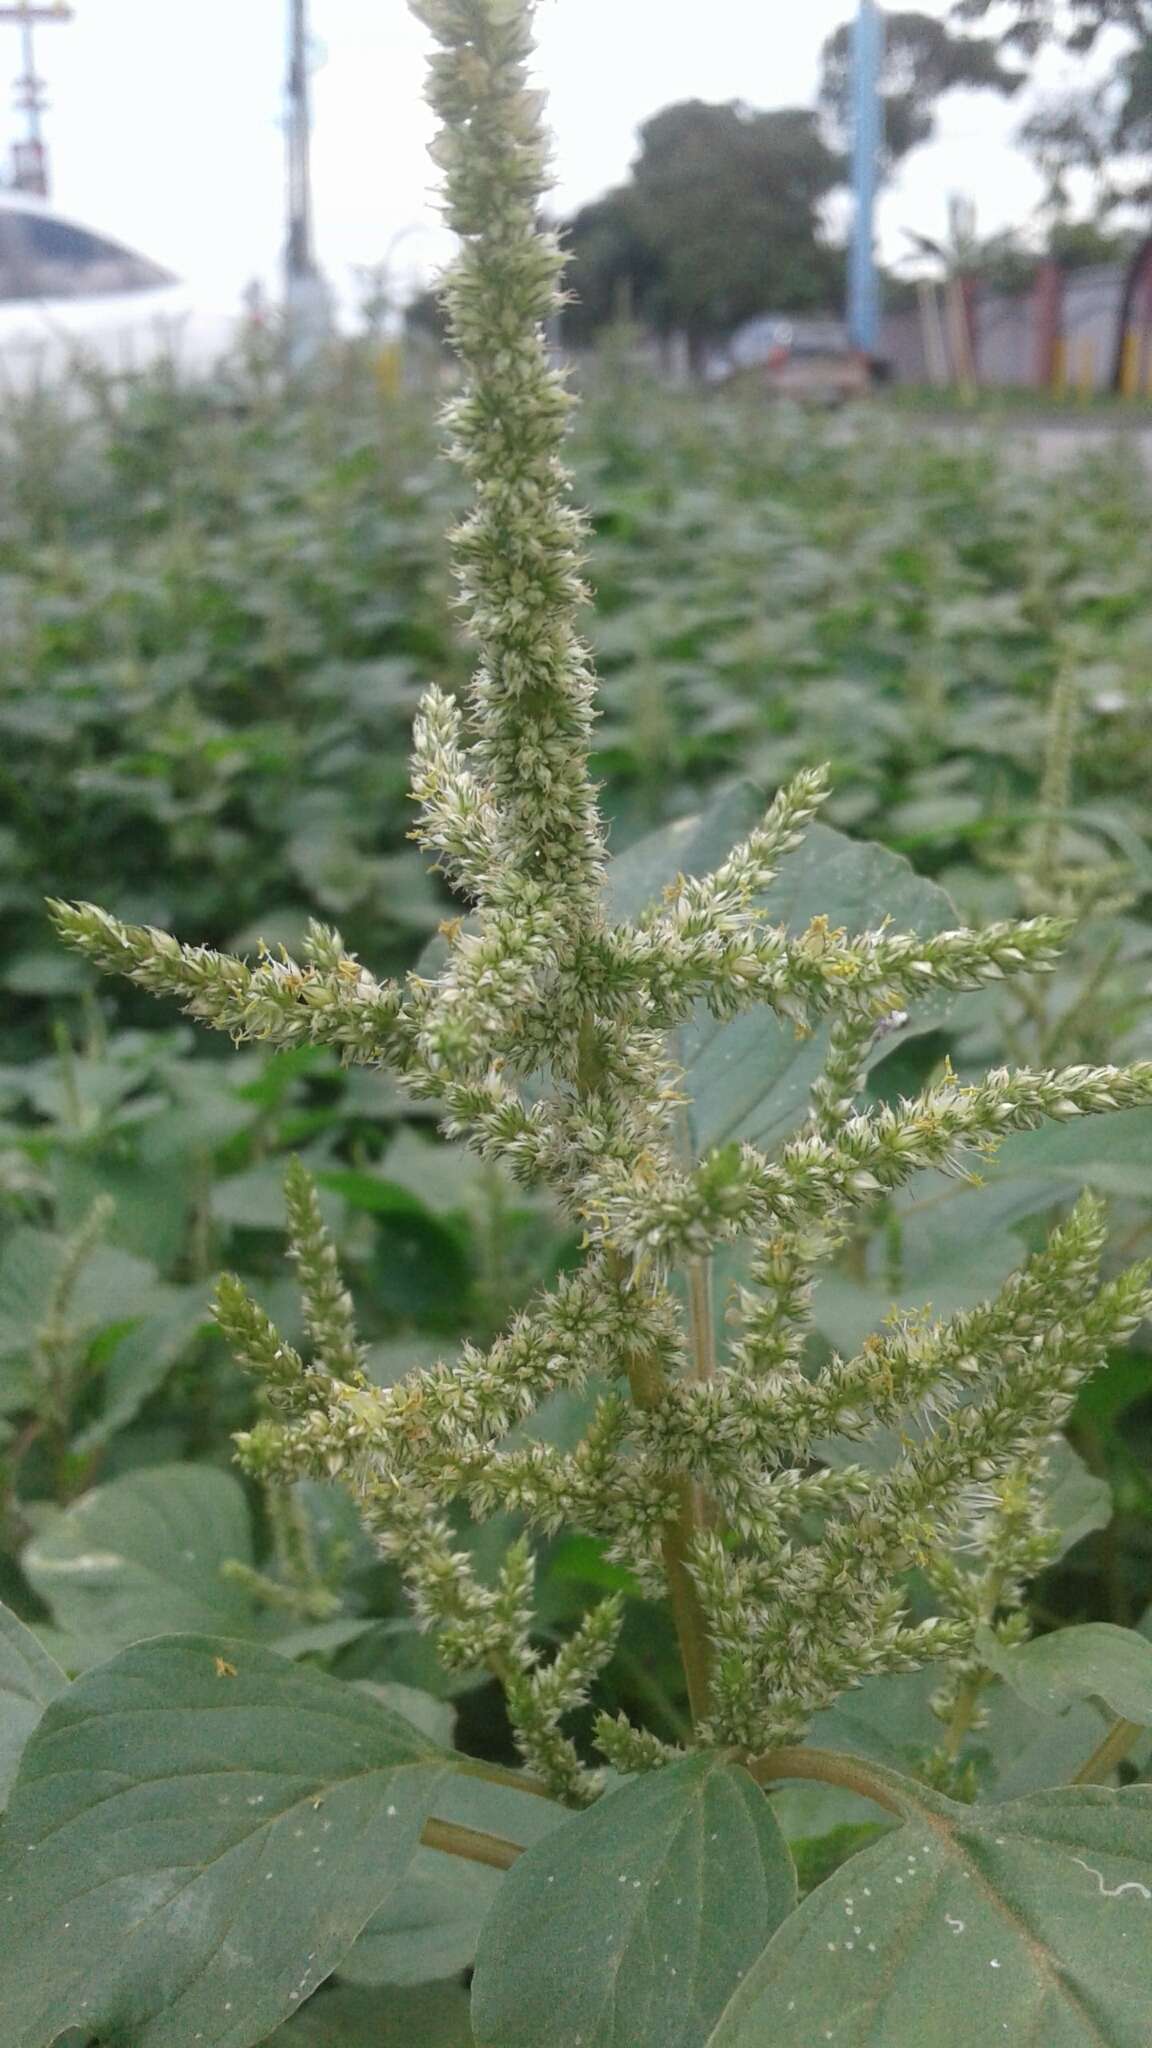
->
573, 1012, 713, 1726
605, 1241, 714, 1727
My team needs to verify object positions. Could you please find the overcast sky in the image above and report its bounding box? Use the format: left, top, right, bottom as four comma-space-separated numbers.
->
22, 0, 1088, 318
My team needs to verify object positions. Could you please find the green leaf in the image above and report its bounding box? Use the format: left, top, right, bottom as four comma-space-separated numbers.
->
984, 1106, 1152, 1201
0, 1634, 456, 2048
878, 1107, 1152, 1279
0, 1600, 66, 1807
313, 1168, 432, 1219
263, 1981, 473, 2045
343, 1772, 567, 1988
812, 1199, 1023, 1355
273, 1619, 378, 1661
340, 1848, 502, 1988
711, 1779, 1152, 2047
22, 1464, 264, 1655
213, 1163, 342, 1233
978, 1624, 1152, 1726
356, 1681, 457, 1748
0, 1230, 57, 1368
0, 1220, 156, 1368
471, 1755, 797, 2048
367, 1128, 495, 1214
332, 1619, 489, 1699
608, 791, 958, 1160
790, 1821, 892, 1898
77, 1280, 212, 1449
0, 1227, 165, 1412
1042, 1435, 1115, 1560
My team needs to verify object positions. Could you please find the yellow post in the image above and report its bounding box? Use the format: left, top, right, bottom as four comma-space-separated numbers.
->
1050, 336, 1067, 399
1076, 337, 1094, 403
375, 342, 403, 400
1120, 327, 1140, 398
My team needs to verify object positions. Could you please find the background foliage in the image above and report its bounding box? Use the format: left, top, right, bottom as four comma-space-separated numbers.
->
0, 348, 1151, 2041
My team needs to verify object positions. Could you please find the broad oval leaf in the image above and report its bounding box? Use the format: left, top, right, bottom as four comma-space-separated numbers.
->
471, 1754, 797, 2048
978, 1623, 1152, 1725
0, 1633, 457, 2048
22, 1463, 264, 1658
710, 1779, 1152, 2047
0, 1600, 66, 1807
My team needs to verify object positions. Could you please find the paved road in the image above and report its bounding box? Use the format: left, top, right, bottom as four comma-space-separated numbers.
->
918, 416, 1152, 471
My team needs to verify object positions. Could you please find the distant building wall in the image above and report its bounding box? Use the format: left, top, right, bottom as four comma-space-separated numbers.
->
716, 258, 1150, 392
879, 261, 1129, 391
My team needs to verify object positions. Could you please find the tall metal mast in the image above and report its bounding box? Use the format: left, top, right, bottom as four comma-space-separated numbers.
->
284, 0, 331, 367
847, 0, 884, 357
0, 0, 73, 198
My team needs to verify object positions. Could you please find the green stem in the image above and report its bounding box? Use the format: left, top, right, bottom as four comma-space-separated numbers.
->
745, 1744, 923, 1820
686, 1254, 715, 1388
684, 1249, 718, 1536
421, 1816, 522, 1870
659, 1485, 714, 1728
605, 1244, 713, 1727
943, 1669, 988, 1761
1072, 1717, 1146, 1786
578, 1022, 714, 1728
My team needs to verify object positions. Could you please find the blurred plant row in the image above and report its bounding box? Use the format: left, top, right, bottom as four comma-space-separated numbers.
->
1, 352, 1151, 2037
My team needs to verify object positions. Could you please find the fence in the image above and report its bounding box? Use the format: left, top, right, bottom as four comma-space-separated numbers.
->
882, 255, 1152, 395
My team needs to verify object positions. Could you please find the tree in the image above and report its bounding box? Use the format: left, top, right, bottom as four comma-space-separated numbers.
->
952, 0, 1132, 58
625, 101, 844, 366
956, 0, 1152, 198
560, 187, 665, 347
820, 8, 1023, 169
955, 2, 1152, 384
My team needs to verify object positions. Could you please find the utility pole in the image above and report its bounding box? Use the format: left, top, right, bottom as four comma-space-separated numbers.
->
847, 0, 884, 359
0, 1, 73, 198
284, 0, 331, 368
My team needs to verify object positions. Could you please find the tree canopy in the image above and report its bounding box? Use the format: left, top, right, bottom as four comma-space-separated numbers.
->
957, 0, 1152, 200
562, 101, 843, 357
819, 8, 1023, 168
561, 11, 1030, 356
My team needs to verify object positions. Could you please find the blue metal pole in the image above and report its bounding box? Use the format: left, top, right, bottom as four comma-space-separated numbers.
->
847, 0, 884, 356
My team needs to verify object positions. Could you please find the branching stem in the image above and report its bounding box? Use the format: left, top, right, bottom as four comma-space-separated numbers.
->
1072, 1717, 1146, 1786
746, 1744, 920, 1820
422, 1816, 523, 1870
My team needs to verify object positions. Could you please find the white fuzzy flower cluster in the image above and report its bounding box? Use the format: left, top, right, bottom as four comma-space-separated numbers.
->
54, 0, 1152, 1794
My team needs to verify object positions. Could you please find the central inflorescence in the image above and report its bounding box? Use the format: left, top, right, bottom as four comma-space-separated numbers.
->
53, 0, 1152, 1803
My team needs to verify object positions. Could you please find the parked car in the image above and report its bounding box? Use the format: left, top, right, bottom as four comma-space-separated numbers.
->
761, 321, 874, 403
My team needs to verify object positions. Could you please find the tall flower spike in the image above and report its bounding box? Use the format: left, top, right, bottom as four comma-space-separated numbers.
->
49, 0, 1152, 1785
413, 0, 606, 922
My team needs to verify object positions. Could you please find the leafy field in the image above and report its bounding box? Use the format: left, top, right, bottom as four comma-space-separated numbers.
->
1, 353, 1151, 2039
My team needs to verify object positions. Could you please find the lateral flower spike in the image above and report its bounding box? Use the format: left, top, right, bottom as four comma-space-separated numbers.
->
48, 0, 1152, 1789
